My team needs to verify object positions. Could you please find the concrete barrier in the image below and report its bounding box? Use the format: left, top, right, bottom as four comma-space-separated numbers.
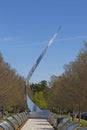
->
1, 121, 14, 130
6, 116, 19, 130
0, 111, 29, 130
67, 122, 79, 130
0, 121, 14, 130
57, 118, 69, 130
48, 112, 57, 127
17, 113, 24, 124
12, 115, 22, 126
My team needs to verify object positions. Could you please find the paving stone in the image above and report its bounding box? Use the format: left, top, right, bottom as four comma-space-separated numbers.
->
21, 118, 54, 130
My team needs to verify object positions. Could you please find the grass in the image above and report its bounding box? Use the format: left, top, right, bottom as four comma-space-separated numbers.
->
79, 119, 87, 127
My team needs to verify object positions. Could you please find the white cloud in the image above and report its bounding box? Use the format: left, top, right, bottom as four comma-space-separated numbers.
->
0, 37, 13, 41
58, 35, 87, 41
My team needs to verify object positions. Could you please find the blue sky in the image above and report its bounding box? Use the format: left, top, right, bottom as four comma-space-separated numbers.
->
0, 0, 87, 83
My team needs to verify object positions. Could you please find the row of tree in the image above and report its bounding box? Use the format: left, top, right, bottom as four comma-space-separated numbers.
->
0, 53, 27, 113
48, 43, 87, 115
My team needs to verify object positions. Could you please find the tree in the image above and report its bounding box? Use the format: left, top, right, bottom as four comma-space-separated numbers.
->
32, 91, 48, 109
48, 42, 87, 120
30, 80, 48, 93
0, 52, 27, 112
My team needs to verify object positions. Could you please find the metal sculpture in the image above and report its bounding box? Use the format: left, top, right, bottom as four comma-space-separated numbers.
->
25, 26, 61, 112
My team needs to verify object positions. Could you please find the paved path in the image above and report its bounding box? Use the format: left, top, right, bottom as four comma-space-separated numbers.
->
21, 118, 54, 130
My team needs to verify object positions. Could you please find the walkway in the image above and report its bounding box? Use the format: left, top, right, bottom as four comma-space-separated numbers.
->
21, 118, 54, 130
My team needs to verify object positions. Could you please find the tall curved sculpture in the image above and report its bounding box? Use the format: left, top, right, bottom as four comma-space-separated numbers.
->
25, 26, 61, 112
